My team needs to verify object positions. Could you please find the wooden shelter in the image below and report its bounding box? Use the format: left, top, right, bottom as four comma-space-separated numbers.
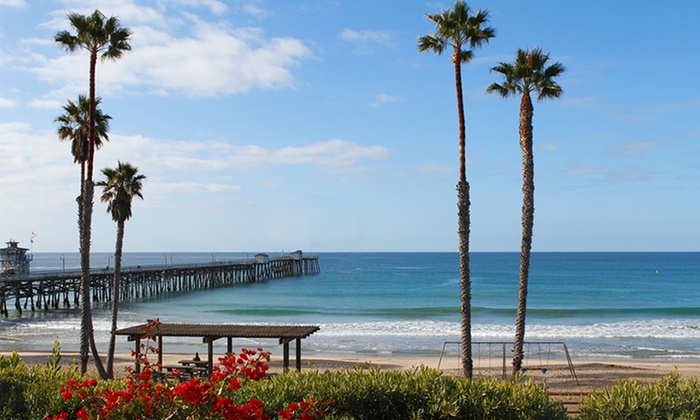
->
114, 323, 320, 375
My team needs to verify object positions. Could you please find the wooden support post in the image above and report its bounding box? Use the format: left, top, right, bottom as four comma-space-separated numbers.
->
134, 338, 141, 374
207, 339, 214, 376
158, 335, 163, 368
227, 337, 233, 354
283, 339, 290, 370
296, 338, 302, 371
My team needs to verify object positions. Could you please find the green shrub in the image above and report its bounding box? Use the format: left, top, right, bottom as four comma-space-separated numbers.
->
450, 375, 569, 420
235, 365, 568, 419
0, 342, 84, 420
578, 371, 700, 420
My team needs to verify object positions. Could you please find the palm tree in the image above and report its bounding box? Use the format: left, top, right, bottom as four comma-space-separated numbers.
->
96, 161, 146, 378
55, 95, 112, 191
418, 0, 495, 378
55, 10, 131, 376
486, 48, 565, 376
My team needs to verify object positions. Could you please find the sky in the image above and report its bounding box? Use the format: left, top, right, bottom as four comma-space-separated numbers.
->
0, 0, 698, 253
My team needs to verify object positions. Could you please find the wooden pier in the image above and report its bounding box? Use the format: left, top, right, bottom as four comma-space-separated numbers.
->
0, 255, 320, 317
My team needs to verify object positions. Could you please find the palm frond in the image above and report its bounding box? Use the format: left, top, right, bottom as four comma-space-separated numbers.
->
417, 33, 445, 55
97, 161, 146, 223
487, 47, 565, 101
418, 0, 495, 61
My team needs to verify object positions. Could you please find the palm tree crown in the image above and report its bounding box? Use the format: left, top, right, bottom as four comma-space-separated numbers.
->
55, 95, 111, 166
55, 10, 131, 61
417, 1, 495, 64
97, 162, 146, 224
487, 48, 565, 101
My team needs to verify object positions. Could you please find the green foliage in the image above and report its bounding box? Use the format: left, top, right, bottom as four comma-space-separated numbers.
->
0, 344, 84, 420
578, 371, 700, 419
234, 365, 568, 420
12, 346, 700, 420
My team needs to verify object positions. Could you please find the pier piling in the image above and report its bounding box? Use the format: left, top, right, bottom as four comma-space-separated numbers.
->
0, 255, 320, 317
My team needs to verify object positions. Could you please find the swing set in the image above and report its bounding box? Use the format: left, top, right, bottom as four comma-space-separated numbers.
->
438, 341, 579, 385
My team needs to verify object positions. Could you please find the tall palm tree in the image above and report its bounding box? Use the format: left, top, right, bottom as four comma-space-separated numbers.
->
418, 0, 495, 378
55, 95, 112, 191
486, 48, 565, 376
96, 161, 146, 378
55, 10, 131, 376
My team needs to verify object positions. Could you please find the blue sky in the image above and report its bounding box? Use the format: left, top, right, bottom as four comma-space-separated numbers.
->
0, 0, 698, 253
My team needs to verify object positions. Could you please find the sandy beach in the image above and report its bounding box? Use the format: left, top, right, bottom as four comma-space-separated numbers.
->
3, 349, 699, 393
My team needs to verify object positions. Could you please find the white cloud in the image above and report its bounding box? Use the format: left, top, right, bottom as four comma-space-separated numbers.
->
613, 140, 664, 157
370, 93, 402, 108
126, 25, 311, 96
149, 181, 241, 194
240, 4, 268, 19
171, 0, 228, 15
339, 29, 394, 46
30, 5, 312, 98
0, 124, 77, 218
268, 139, 391, 173
98, 135, 390, 178
563, 164, 651, 184
538, 143, 558, 152
0, 0, 26, 8
0, 121, 32, 133
0, 121, 391, 245
415, 163, 453, 176
0, 97, 16, 108
27, 98, 62, 109
564, 165, 609, 177
40, 2, 165, 31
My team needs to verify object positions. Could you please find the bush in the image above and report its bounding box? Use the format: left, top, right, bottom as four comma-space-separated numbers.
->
578, 371, 700, 419
0, 342, 84, 420
235, 366, 568, 419
0, 341, 569, 419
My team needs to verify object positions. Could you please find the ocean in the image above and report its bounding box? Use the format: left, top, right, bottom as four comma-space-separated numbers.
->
1, 252, 699, 363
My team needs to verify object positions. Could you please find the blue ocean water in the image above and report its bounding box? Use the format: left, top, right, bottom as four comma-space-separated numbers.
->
1, 252, 699, 361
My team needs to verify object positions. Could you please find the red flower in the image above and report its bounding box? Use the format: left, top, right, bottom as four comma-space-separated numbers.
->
75, 407, 89, 420
51, 340, 323, 420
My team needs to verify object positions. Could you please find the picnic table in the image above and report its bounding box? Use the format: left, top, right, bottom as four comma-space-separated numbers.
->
162, 359, 211, 379
178, 359, 210, 368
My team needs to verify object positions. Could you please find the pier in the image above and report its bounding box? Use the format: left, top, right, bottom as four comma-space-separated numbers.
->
0, 254, 320, 317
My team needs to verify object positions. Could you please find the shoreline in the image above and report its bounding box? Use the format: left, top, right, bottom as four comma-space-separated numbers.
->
3, 350, 699, 392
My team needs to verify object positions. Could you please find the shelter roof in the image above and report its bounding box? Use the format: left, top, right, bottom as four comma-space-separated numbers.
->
113, 323, 320, 341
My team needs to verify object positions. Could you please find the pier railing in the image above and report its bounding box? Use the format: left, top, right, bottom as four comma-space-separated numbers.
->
0, 255, 320, 316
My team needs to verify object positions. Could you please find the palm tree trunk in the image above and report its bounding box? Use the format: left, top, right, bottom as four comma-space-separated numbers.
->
512, 92, 535, 376
78, 177, 89, 373
457, 181, 472, 378
78, 49, 107, 379
87, 52, 97, 183
453, 48, 467, 184
453, 46, 472, 378
107, 221, 124, 378
81, 181, 108, 379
